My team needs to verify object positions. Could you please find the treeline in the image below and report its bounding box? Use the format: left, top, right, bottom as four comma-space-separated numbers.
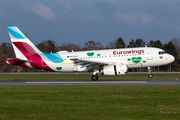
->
0, 37, 179, 72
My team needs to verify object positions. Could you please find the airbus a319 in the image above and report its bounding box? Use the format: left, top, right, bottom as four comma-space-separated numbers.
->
6, 26, 175, 81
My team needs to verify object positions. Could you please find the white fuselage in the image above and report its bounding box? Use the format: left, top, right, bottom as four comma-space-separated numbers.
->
41, 47, 174, 72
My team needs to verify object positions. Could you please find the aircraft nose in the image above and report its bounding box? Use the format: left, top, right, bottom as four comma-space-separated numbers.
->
169, 55, 175, 63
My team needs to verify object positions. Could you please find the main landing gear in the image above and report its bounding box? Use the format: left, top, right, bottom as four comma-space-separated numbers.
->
147, 67, 153, 78
91, 75, 99, 81
91, 69, 99, 81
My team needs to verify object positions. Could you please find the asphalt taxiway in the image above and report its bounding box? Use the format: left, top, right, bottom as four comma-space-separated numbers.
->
0, 80, 180, 86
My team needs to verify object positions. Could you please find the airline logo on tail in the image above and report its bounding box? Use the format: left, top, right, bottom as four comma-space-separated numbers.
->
7, 26, 60, 71
8, 27, 27, 39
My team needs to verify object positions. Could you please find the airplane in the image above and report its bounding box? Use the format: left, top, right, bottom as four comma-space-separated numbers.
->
6, 26, 175, 81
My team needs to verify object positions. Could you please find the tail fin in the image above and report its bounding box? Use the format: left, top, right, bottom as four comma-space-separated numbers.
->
7, 26, 41, 58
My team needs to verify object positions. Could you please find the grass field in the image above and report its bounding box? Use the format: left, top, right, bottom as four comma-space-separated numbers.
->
0, 86, 180, 120
0, 72, 180, 80
0, 73, 180, 119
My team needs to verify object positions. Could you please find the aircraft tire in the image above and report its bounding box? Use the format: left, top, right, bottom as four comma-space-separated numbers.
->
91, 75, 98, 81
148, 74, 153, 78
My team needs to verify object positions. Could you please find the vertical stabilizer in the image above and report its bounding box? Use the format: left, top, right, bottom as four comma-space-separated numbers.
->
7, 26, 41, 58
7, 26, 54, 71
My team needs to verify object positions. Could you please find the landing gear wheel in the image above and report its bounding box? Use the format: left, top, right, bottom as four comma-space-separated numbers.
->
91, 75, 98, 81
148, 74, 153, 78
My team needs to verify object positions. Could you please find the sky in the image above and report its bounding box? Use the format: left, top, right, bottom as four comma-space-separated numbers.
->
1, 0, 180, 48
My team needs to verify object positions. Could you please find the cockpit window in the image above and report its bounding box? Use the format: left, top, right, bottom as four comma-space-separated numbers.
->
163, 51, 167, 54
159, 51, 167, 54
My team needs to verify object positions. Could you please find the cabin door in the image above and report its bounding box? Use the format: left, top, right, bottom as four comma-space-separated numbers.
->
146, 49, 153, 60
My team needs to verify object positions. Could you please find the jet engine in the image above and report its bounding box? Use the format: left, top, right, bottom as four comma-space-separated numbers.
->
102, 63, 128, 75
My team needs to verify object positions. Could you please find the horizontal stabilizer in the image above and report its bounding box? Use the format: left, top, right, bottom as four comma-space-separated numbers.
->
7, 58, 29, 63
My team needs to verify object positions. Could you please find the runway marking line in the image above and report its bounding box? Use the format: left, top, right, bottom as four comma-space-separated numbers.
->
25, 81, 147, 84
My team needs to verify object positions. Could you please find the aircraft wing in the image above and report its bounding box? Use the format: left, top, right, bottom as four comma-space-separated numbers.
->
70, 58, 122, 70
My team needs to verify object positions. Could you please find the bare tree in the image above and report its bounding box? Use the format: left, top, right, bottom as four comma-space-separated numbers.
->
83, 40, 96, 50
0, 52, 7, 72
0, 42, 15, 58
83, 40, 104, 50
58, 42, 81, 52
36, 40, 58, 53
106, 40, 116, 49
171, 38, 180, 59
95, 42, 104, 50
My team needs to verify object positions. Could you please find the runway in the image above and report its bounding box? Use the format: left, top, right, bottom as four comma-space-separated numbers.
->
0, 80, 180, 86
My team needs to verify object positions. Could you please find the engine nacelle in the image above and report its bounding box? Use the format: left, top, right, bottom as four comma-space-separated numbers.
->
102, 63, 128, 75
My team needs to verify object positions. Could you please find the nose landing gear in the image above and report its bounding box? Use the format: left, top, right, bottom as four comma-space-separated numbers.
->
147, 67, 153, 78
148, 74, 153, 78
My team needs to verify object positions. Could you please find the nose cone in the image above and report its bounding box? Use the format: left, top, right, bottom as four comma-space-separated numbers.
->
169, 55, 175, 63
